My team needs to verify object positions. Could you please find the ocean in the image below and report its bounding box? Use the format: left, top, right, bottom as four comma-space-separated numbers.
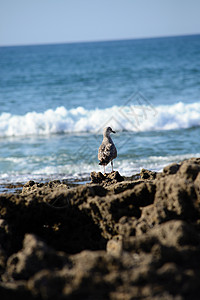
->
0, 35, 200, 185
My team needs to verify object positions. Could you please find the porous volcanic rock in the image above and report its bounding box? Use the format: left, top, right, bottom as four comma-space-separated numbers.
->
90, 171, 124, 186
1, 158, 200, 299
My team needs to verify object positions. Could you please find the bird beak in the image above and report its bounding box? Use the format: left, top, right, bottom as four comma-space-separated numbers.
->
112, 130, 116, 133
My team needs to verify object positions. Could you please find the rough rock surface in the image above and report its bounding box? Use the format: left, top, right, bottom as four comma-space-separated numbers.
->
90, 170, 124, 186
0, 158, 200, 299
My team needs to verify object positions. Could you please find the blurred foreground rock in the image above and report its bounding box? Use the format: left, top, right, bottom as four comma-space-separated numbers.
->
1, 159, 200, 299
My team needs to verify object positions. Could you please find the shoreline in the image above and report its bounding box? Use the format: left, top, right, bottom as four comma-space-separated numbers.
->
0, 176, 91, 194
0, 157, 200, 299
0, 172, 142, 194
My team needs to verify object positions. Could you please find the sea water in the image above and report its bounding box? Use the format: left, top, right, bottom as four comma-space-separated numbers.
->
0, 35, 200, 184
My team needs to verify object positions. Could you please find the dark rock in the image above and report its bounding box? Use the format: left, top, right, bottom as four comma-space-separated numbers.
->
0, 245, 6, 275
0, 281, 31, 300
78, 181, 155, 240
140, 168, 157, 180
28, 250, 115, 299
0, 189, 107, 255
154, 175, 200, 222
106, 180, 142, 194
178, 161, 200, 180
90, 171, 105, 184
1, 159, 200, 299
4, 234, 69, 281
0, 219, 12, 253
163, 162, 180, 175
90, 171, 124, 186
123, 220, 200, 252
28, 269, 66, 299
22, 180, 68, 196
106, 236, 123, 257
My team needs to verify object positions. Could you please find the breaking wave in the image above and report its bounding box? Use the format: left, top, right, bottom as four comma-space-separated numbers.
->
0, 101, 200, 137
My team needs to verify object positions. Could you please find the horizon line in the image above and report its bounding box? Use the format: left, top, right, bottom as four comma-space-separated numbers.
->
0, 32, 200, 48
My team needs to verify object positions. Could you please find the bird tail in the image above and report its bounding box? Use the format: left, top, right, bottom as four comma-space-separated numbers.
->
99, 159, 108, 165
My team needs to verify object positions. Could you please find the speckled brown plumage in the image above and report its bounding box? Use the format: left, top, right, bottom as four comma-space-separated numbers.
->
98, 127, 117, 173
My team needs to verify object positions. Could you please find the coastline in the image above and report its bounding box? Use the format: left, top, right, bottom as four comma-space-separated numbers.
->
0, 177, 91, 194
1, 157, 200, 299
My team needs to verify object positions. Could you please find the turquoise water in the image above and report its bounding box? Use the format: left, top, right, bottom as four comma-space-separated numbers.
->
0, 35, 200, 183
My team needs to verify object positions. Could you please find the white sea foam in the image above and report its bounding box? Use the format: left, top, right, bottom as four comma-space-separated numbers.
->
1, 152, 200, 185
0, 102, 200, 137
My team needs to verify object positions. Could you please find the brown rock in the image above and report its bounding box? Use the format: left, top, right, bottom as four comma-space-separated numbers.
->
106, 180, 143, 194
1, 161, 200, 299
140, 168, 157, 180
4, 234, 69, 281
22, 180, 69, 196
106, 236, 123, 257
163, 162, 180, 175
28, 250, 115, 299
123, 220, 200, 252
90, 171, 124, 186
178, 161, 200, 181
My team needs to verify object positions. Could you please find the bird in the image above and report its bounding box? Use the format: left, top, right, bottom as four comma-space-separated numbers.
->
98, 126, 117, 174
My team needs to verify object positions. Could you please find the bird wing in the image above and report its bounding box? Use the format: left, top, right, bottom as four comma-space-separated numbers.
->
98, 143, 117, 163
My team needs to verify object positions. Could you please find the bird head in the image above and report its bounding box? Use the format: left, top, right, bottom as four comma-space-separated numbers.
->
103, 127, 116, 137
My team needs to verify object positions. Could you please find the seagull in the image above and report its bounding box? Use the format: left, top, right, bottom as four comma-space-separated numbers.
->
98, 127, 117, 173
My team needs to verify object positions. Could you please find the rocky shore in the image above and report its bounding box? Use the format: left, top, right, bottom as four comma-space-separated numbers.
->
1, 157, 200, 299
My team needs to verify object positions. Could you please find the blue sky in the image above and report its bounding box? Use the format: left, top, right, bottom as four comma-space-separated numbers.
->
0, 0, 200, 46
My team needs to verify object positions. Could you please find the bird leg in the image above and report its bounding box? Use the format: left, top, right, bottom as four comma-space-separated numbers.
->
111, 161, 113, 172
104, 165, 105, 174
